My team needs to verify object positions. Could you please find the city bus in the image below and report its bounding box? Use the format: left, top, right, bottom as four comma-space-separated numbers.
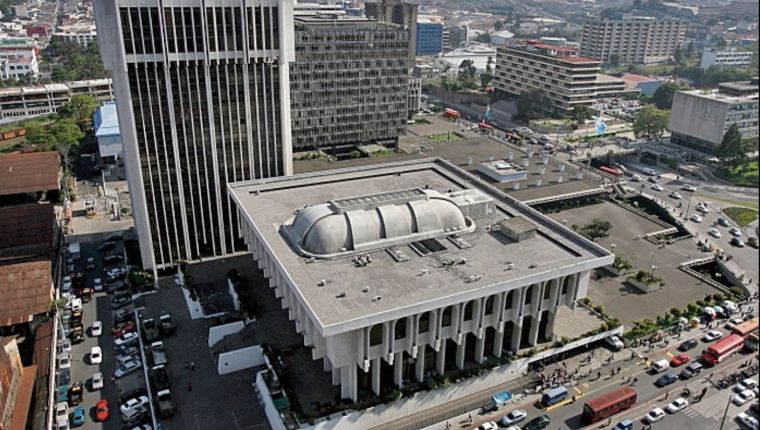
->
732, 317, 759, 338
599, 165, 624, 178
443, 108, 461, 121
701, 334, 745, 366
582, 386, 637, 423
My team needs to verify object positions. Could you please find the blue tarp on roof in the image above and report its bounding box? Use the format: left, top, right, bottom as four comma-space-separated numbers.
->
492, 390, 513, 404
93, 102, 120, 138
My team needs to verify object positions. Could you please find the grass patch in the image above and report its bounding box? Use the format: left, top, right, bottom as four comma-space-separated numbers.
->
427, 132, 461, 142
715, 161, 759, 188
724, 207, 759, 227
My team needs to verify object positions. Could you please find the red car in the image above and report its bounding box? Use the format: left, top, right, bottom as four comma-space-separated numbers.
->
95, 399, 109, 421
112, 321, 136, 337
670, 353, 690, 367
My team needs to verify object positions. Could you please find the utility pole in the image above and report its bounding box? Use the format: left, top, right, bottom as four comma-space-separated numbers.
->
718, 394, 732, 430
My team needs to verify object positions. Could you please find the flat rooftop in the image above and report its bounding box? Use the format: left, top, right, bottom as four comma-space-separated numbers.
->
229, 159, 612, 335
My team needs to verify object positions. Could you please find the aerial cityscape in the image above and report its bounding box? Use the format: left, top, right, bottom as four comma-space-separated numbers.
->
0, 0, 757, 430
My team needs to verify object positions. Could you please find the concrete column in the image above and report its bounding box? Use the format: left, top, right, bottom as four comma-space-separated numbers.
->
415, 345, 425, 382
393, 352, 403, 387
436, 343, 445, 374
455, 336, 466, 369
474, 335, 485, 363
528, 313, 542, 346
332, 366, 341, 386
544, 311, 557, 340
493, 324, 504, 358
573, 272, 590, 307
340, 365, 357, 401
371, 357, 381, 396
510, 320, 521, 351
323, 357, 331, 372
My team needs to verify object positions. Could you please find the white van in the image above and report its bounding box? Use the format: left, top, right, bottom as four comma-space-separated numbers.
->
651, 359, 670, 374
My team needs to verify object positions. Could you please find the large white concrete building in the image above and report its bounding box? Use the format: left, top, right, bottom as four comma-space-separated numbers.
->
699, 48, 753, 69
94, 0, 296, 271
229, 158, 612, 401
580, 17, 687, 64
0, 79, 113, 124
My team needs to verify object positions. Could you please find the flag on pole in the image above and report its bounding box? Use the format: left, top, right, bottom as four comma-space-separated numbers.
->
484, 104, 493, 121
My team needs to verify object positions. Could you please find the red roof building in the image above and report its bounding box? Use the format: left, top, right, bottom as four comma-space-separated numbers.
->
0, 203, 55, 260
0, 259, 53, 327
0, 152, 60, 197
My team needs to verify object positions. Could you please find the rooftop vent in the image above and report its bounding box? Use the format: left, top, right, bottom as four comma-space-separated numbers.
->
498, 217, 538, 242
387, 247, 409, 262
410, 238, 448, 257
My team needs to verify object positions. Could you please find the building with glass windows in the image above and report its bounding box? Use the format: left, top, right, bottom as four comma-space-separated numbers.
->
94, 0, 295, 271
416, 15, 444, 56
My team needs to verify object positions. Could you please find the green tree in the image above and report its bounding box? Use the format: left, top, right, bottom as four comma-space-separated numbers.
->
50, 119, 85, 172
458, 59, 476, 80
24, 121, 53, 148
58, 94, 97, 130
571, 105, 593, 126
486, 56, 494, 73
608, 54, 621, 67
474, 32, 491, 43
479, 72, 493, 89
633, 105, 669, 140
673, 46, 684, 64
717, 124, 746, 166
493, 20, 503, 31
685, 41, 696, 60
515, 89, 549, 121
651, 82, 680, 109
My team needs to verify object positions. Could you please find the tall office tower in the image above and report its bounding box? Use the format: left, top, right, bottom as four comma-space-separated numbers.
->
365, 0, 418, 65
580, 17, 687, 65
94, 1, 295, 271
290, 14, 409, 152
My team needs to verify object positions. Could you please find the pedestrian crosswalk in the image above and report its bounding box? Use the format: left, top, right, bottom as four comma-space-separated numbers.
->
682, 406, 701, 419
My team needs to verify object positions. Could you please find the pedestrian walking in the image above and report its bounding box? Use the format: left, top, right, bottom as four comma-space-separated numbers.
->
188, 382, 192, 392
468, 413, 472, 425
184, 361, 189, 370
190, 361, 195, 371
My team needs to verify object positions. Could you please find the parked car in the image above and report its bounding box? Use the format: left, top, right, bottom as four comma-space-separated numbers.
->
736, 379, 758, 393
690, 214, 703, 223
91, 372, 104, 391
95, 400, 109, 422
717, 217, 731, 227
111, 293, 133, 309
85, 258, 95, 271
681, 184, 697, 192
708, 228, 722, 238
612, 418, 634, 430
655, 373, 679, 387
71, 407, 85, 427
703, 330, 723, 342
114, 331, 139, 347
476, 422, 498, 430
696, 204, 710, 214
651, 184, 664, 192
114, 359, 142, 378
120, 387, 148, 403
729, 227, 742, 237
106, 266, 128, 280
679, 362, 703, 380
731, 237, 746, 248
55, 402, 69, 422
89, 346, 103, 364
733, 390, 757, 406
645, 407, 666, 422
112, 321, 136, 337
523, 414, 551, 430
120, 396, 150, 416
93, 278, 103, 292
58, 354, 72, 370
630, 175, 641, 182
114, 309, 134, 325
604, 335, 624, 350
62, 276, 72, 292
104, 254, 124, 265
736, 412, 759, 430
669, 191, 682, 199
91, 321, 102, 336
666, 397, 689, 413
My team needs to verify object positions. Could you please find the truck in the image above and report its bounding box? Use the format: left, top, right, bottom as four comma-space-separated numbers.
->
150, 341, 168, 366
155, 389, 176, 418
141, 318, 160, 342
149, 365, 171, 392
158, 313, 176, 336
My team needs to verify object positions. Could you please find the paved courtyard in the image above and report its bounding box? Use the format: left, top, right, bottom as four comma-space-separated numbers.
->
548, 201, 723, 328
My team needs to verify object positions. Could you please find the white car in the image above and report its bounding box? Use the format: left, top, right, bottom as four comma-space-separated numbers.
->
58, 354, 72, 370
665, 397, 689, 413
92, 372, 104, 390
90, 346, 103, 364
730, 227, 742, 237
120, 395, 150, 415
708, 228, 722, 238
91, 321, 103, 336
690, 214, 703, 223
605, 335, 625, 350
499, 409, 528, 426
643, 168, 656, 176
735, 378, 758, 393
732, 389, 756, 406
651, 184, 664, 192
476, 422, 498, 430
58, 339, 72, 356
696, 204, 710, 213
736, 412, 759, 430
62, 276, 72, 292
631, 175, 641, 182
682, 184, 697, 192
723, 301, 738, 313
55, 402, 69, 421
93, 278, 103, 291
114, 331, 139, 346
703, 330, 723, 342
644, 407, 665, 423
70, 298, 82, 312
669, 191, 682, 199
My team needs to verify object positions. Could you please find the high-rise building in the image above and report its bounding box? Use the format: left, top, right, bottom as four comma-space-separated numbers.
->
290, 15, 409, 152
416, 15, 444, 56
580, 17, 687, 64
494, 40, 629, 115
365, 0, 418, 64
669, 80, 759, 155
699, 49, 753, 70
94, 1, 295, 271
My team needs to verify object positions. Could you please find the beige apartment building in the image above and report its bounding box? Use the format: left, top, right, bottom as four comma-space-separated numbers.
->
580, 18, 687, 65
494, 40, 628, 115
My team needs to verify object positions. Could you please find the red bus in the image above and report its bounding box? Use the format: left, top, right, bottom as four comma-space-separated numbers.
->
732, 317, 759, 337
444, 108, 460, 120
599, 165, 624, 178
479, 122, 494, 133
701, 334, 744, 366
583, 386, 637, 423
